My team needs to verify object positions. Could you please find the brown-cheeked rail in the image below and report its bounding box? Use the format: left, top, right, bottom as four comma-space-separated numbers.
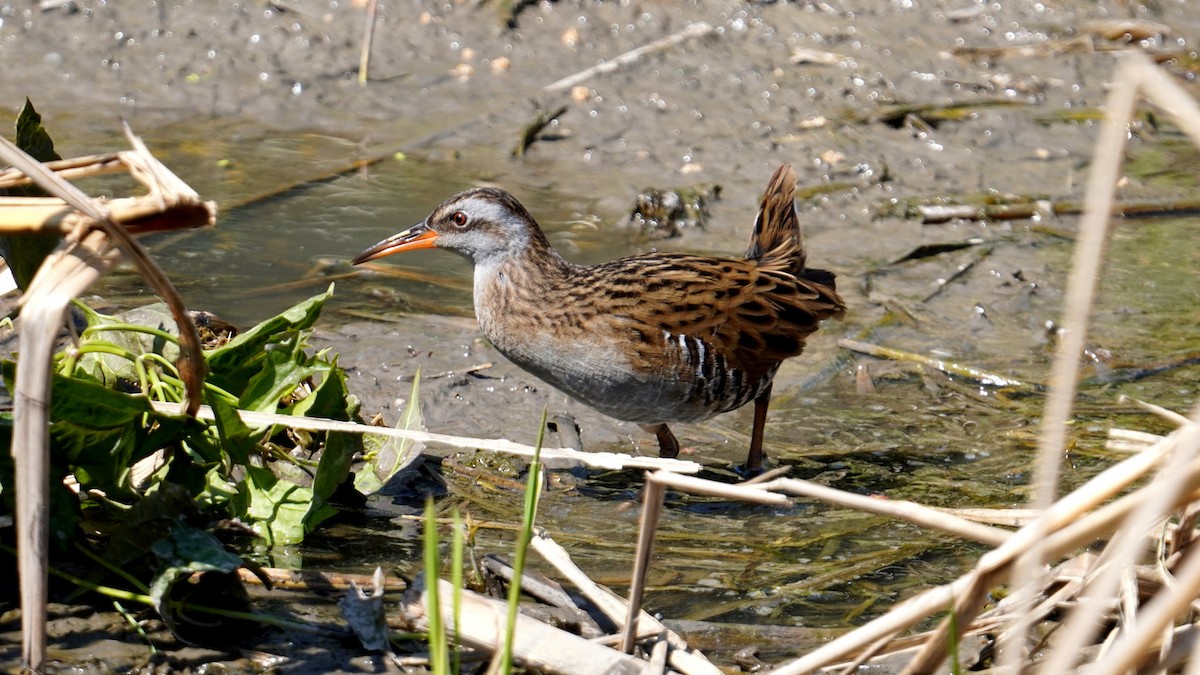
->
352, 164, 846, 472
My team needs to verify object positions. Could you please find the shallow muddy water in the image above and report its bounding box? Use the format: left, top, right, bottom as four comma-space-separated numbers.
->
3, 0, 1200, 670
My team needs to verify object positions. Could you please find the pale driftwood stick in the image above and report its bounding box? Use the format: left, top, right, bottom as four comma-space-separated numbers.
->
622, 476, 666, 654
14, 228, 120, 672
407, 576, 655, 675
648, 636, 668, 674
1003, 52, 1146, 671
528, 533, 723, 675
762, 477, 1010, 546
542, 22, 714, 93
146, 401, 703, 474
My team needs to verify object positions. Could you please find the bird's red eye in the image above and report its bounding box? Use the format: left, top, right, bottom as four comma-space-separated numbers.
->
451, 211, 469, 227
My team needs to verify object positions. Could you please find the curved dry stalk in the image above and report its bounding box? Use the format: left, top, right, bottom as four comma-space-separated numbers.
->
14, 228, 120, 671
1006, 51, 1200, 670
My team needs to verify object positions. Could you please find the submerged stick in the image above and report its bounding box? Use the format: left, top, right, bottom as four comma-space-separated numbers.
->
838, 338, 1036, 390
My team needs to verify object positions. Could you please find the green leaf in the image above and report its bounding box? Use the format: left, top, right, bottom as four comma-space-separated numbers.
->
149, 522, 252, 645
291, 358, 359, 524
15, 98, 62, 163
207, 395, 256, 467
1, 99, 64, 290
72, 303, 181, 387
51, 370, 152, 428
237, 465, 327, 546
237, 343, 326, 414
205, 286, 332, 396
355, 371, 424, 496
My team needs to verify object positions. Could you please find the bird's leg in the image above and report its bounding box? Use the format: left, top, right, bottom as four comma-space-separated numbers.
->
640, 423, 680, 458
745, 383, 774, 472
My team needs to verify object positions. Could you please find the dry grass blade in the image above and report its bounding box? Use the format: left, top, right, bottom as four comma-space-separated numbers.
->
146, 401, 704, 473
762, 477, 1011, 546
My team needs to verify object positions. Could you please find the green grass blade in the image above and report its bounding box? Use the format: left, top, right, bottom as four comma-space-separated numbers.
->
451, 508, 464, 675
423, 497, 448, 674
499, 409, 546, 674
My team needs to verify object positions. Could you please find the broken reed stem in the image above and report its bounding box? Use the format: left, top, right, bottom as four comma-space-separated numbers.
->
762, 478, 1010, 546
622, 476, 666, 654
0, 132, 214, 671
772, 417, 1195, 673
0, 152, 124, 188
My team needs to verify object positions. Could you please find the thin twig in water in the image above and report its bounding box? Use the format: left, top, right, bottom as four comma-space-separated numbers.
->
542, 22, 715, 93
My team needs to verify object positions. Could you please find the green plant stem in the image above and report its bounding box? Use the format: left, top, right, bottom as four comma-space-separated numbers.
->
113, 600, 158, 655
0, 544, 322, 635
75, 542, 150, 594
500, 409, 546, 674
81, 322, 181, 344
424, 497, 449, 674
451, 509, 464, 675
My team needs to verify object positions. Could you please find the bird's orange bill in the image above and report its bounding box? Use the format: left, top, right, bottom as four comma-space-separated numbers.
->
352, 223, 439, 264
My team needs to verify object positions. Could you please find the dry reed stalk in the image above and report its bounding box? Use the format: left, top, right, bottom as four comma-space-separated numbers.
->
622, 477, 666, 655
776, 241, 1200, 675
529, 532, 722, 675
1004, 51, 1200, 671
1005, 51, 1145, 670
1038, 402, 1200, 672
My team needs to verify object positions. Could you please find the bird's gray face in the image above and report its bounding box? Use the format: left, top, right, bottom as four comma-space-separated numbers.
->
351, 188, 532, 267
